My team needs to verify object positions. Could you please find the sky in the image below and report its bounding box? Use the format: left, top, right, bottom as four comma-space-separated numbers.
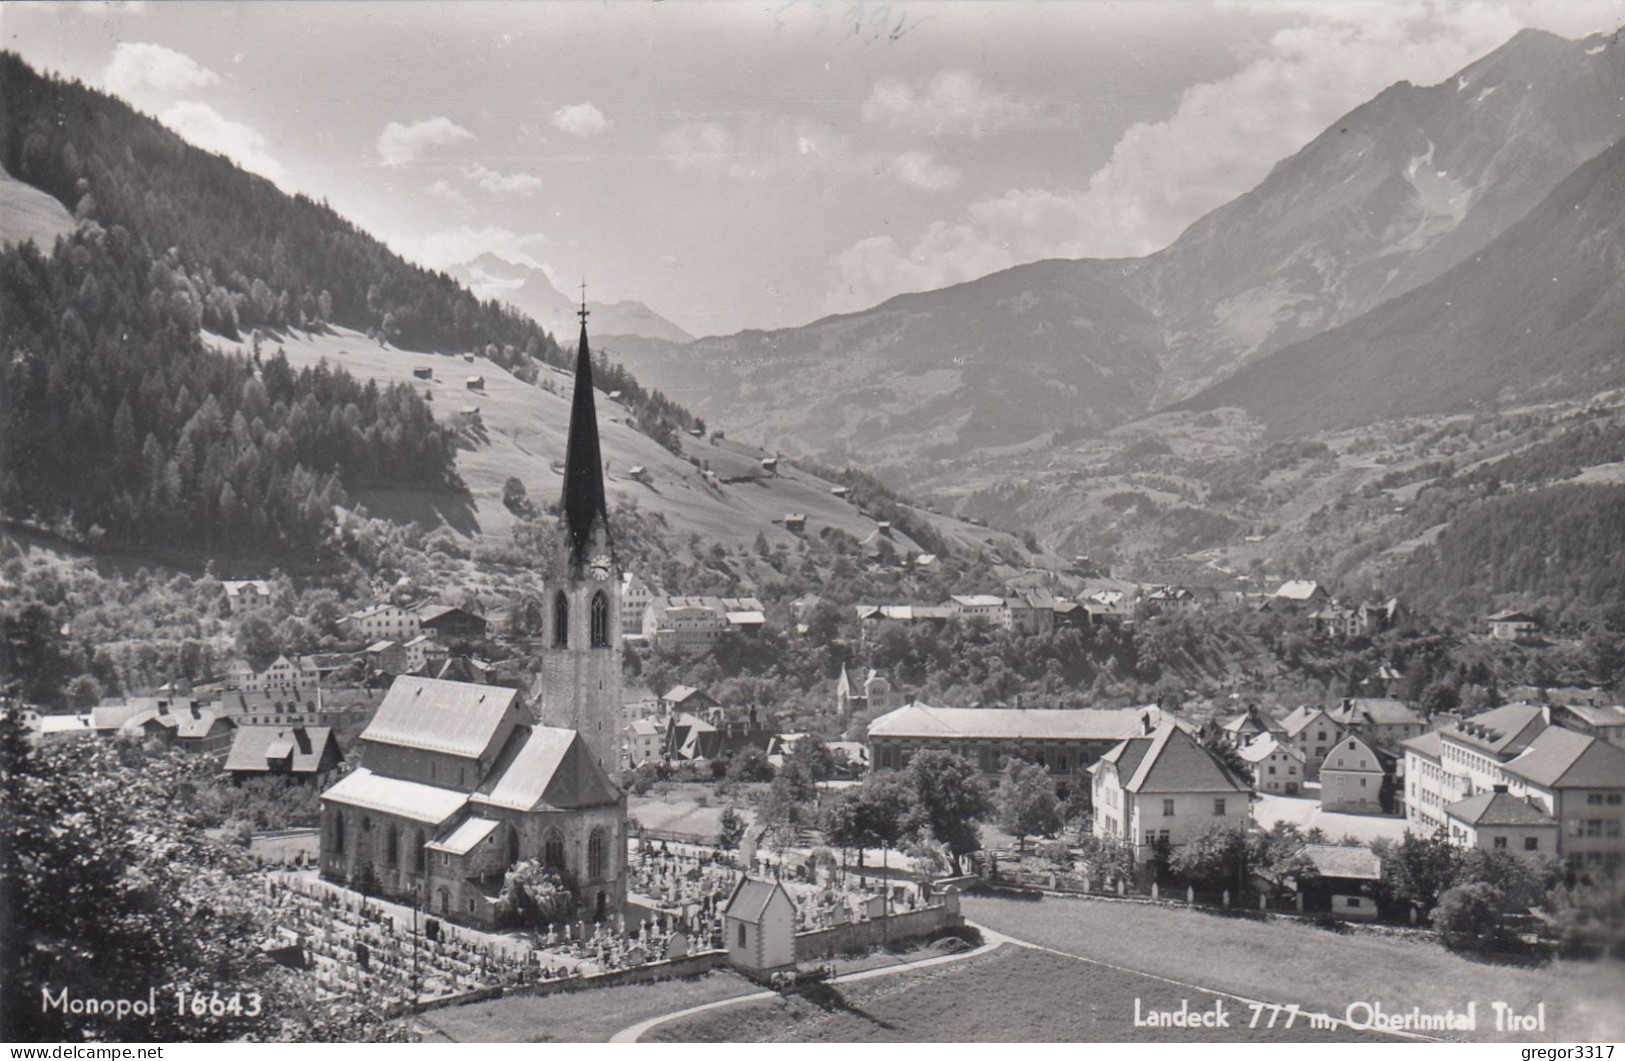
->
7, 0, 1625, 338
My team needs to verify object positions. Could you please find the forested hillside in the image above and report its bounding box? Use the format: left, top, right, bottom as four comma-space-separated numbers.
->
0, 53, 704, 554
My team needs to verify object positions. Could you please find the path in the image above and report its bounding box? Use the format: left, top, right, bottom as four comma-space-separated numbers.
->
606, 935, 1005, 1043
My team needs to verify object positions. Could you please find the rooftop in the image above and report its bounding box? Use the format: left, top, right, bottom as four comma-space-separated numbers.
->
1444, 790, 1558, 828
868, 703, 1155, 743
1503, 726, 1625, 789
1301, 843, 1382, 880
360, 676, 522, 760
320, 767, 468, 824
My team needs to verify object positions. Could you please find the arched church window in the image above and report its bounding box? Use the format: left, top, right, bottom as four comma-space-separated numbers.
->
507, 824, 520, 864
385, 825, 399, 867
543, 830, 565, 870
413, 829, 426, 872
590, 591, 610, 648
553, 591, 570, 648
332, 809, 345, 853
587, 828, 606, 879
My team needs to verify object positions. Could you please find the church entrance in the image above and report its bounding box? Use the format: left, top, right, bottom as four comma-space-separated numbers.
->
439, 887, 450, 914
594, 891, 607, 922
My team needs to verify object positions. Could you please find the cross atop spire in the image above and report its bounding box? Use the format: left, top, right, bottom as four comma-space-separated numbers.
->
578, 278, 589, 323
561, 294, 610, 565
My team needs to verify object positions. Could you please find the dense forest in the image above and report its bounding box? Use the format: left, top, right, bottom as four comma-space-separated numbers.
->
0, 53, 706, 554
1, 232, 458, 553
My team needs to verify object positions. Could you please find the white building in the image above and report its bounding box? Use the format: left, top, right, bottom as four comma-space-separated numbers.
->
1090, 720, 1253, 865
1239, 734, 1306, 795
620, 571, 655, 638
339, 603, 421, 644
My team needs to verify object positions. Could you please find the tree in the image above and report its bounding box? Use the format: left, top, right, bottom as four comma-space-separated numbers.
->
824, 771, 916, 873
65, 673, 104, 709
1199, 731, 1251, 782
1544, 871, 1625, 958
717, 805, 746, 850
496, 860, 576, 928
1075, 832, 1136, 886
0, 718, 407, 1041
1374, 830, 1462, 914
502, 476, 534, 518
726, 747, 775, 783
1170, 822, 1252, 892
1433, 881, 1501, 951
995, 759, 1062, 853
788, 736, 836, 786
905, 751, 992, 874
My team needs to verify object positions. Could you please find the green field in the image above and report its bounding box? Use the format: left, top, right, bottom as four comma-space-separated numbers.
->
647, 947, 1373, 1043
965, 893, 1625, 1043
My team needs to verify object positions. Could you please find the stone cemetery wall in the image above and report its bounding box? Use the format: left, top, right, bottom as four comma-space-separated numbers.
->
792, 901, 963, 961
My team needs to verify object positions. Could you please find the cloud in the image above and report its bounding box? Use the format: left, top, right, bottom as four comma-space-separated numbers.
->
427, 179, 469, 208
376, 116, 475, 167
887, 151, 960, 191
102, 42, 218, 101
661, 117, 850, 181
829, 1, 1536, 311
550, 101, 610, 138
157, 101, 283, 182
861, 69, 1046, 137
463, 162, 542, 195
415, 226, 549, 271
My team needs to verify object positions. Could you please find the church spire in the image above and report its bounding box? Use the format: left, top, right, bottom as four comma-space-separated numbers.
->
561, 287, 609, 562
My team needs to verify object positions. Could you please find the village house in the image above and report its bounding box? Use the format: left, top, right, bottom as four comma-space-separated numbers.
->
340, 603, 422, 644
1215, 705, 1286, 748
224, 653, 320, 693
403, 634, 448, 675
412, 602, 489, 643
665, 712, 722, 761
661, 685, 717, 714
1319, 733, 1390, 813
1487, 610, 1540, 642
948, 595, 1007, 625
620, 571, 655, 638
221, 579, 273, 614
867, 702, 1164, 780
364, 639, 408, 675
215, 688, 331, 727
624, 718, 663, 768
1277, 705, 1347, 781
1336, 697, 1428, 748
224, 724, 344, 781
1555, 703, 1625, 748
32, 698, 157, 741
1296, 844, 1384, 920
122, 701, 236, 754
835, 664, 896, 723
1402, 702, 1625, 870
1089, 719, 1253, 865
1239, 734, 1306, 795
1259, 580, 1330, 612
640, 596, 764, 654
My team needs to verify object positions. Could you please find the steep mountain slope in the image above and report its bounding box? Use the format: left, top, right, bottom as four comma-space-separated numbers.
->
610, 27, 1625, 470
207, 325, 1022, 560
608, 257, 1162, 465
449, 253, 694, 344
1180, 132, 1625, 436
0, 164, 73, 250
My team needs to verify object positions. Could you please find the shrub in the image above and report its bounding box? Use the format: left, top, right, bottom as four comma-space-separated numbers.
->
1433, 881, 1502, 951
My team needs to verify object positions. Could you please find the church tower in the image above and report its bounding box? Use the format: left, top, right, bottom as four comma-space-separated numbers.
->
536, 297, 623, 781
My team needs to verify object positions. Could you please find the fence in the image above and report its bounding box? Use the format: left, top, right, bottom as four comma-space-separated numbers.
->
793, 897, 963, 961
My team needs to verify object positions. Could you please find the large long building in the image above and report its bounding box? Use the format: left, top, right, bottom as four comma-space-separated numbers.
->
866, 702, 1166, 779
1402, 702, 1625, 872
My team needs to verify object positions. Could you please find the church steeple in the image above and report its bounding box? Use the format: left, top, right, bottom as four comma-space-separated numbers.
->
561, 289, 609, 564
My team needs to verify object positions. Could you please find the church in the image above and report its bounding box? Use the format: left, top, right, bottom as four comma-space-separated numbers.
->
319, 306, 627, 926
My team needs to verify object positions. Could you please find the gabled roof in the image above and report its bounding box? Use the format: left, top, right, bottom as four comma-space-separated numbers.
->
225, 725, 340, 774
1273, 580, 1325, 600
950, 594, 1005, 608
1488, 610, 1537, 623
1401, 730, 1443, 763
360, 676, 521, 759
1278, 705, 1338, 737
1302, 844, 1382, 881
1445, 791, 1558, 828
1321, 733, 1385, 774
473, 725, 621, 812
1239, 734, 1303, 764
1503, 726, 1625, 789
723, 876, 792, 924
320, 767, 468, 824
1560, 703, 1625, 729
1101, 723, 1251, 794
425, 816, 502, 856
1345, 698, 1424, 728
867, 703, 1154, 743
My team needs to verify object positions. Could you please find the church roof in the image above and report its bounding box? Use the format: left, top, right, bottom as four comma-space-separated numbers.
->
320, 767, 468, 824
561, 314, 610, 562
424, 816, 502, 856
360, 676, 521, 760
472, 725, 621, 812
